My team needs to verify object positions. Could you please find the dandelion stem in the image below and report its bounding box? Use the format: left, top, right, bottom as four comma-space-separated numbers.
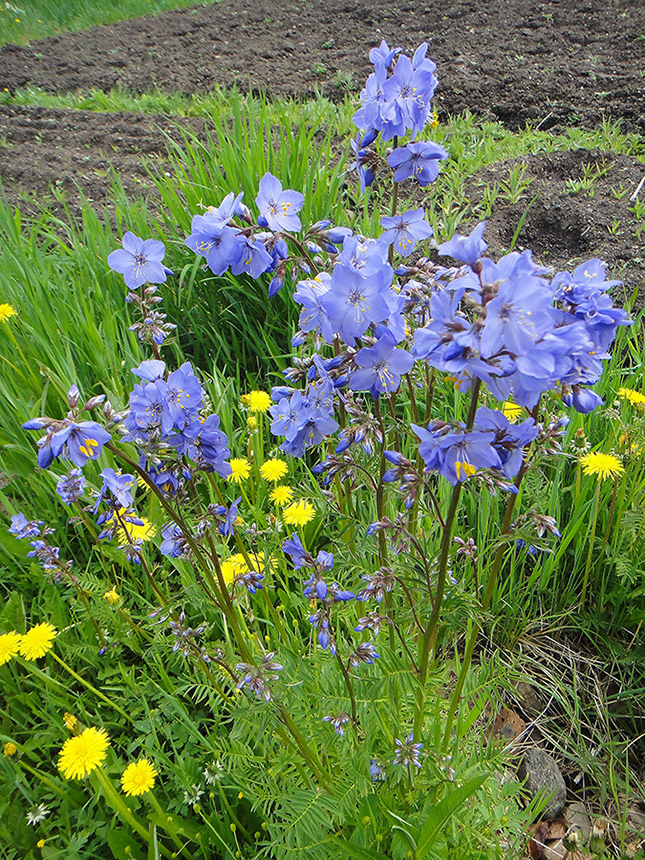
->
147, 791, 193, 857
94, 767, 169, 855
581, 477, 602, 607
49, 650, 134, 723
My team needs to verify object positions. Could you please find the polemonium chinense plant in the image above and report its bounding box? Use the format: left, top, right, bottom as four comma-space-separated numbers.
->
9, 39, 632, 860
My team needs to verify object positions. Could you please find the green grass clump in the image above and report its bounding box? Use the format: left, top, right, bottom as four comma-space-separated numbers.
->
0, 0, 221, 47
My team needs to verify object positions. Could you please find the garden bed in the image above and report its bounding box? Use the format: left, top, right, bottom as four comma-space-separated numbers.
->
1, 0, 643, 131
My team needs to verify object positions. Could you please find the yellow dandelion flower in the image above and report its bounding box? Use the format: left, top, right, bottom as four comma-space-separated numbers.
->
502, 401, 523, 422
3, 741, 17, 757
114, 509, 156, 543
0, 630, 22, 665
137, 474, 150, 491
270, 485, 294, 507
63, 712, 77, 731
240, 393, 251, 407
121, 758, 157, 796
104, 587, 119, 605
618, 387, 645, 407
247, 391, 272, 413
580, 451, 624, 481
247, 415, 258, 431
220, 553, 247, 585
0, 303, 17, 323
283, 500, 316, 527
259, 459, 288, 483
228, 458, 251, 483
19, 623, 56, 660
57, 726, 109, 780
37, 840, 45, 849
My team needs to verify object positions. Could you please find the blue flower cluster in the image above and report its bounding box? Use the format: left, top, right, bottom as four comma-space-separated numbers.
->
108, 231, 176, 345
124, 358, 231, 488
414, 223, 630, 411
9, 514, 64, 575
351, 40, 447, 190
269, 370, 339, 458
354, 41, 438, 142
411, 406, 539, 487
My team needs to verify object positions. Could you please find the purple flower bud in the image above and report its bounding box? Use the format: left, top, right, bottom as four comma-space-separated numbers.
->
315, 579, 328, 600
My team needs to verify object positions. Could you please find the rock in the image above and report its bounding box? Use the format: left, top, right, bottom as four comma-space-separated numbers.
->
564, 800, 591, 841
518, 748, 567, 820
490, 707, 526, 746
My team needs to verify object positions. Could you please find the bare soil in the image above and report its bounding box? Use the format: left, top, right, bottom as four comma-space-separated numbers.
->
1, 0, 644, 131
0, 0, 643, 292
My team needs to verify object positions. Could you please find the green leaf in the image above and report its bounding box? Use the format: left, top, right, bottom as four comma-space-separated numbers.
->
106, 826, 146, 860
327, 837, 385, 860
415, 773, 488, 859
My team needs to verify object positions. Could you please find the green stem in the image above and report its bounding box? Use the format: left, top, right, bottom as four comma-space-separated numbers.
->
49, 650, 134, 723
335, 650, 357, 724
388, 136, 399, 266
94, 767, 171, 855
440, 457, 528, 752
581, 477, 602, 607
110, 445, 252, 663
277, 706, 330, 788
413, 378, 481, 740
147, 791, 193, 857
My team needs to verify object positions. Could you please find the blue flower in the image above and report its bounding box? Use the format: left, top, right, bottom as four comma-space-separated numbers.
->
282, 533, 312, 569
380, 208, 433, 257
49, 421, 111, 469
255, 172, 304, 232
27, 540, 61, 571
387, 140, 448, 186
350, 330, 415, 399
132, 359, 166, 381
203, 191, 245, 227
321, 262, 393, 346
108, 232, 168, 290
160, 523, 186, 558
218, 496, 241, 536
180, 415, 232, 477
56, 469, 86, 505
8, 513, 43, 539
437, 222, 488, 267
230, 236, 273, 279
473, 407, 538, 477
185, 215, 244, 276
165, 362, 204, 427
293, 274, 334, 342
99, 468, 135, 509
412, 422, 502, 485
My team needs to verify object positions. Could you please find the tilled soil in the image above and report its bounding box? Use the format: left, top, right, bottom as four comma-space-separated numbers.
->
1, 0, 644, 131
0, 104, 206, 219
465, 149, 645, 298
0, 0, 643, 293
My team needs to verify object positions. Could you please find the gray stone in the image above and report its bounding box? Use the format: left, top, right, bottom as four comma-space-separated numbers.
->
518, 748, 567, 820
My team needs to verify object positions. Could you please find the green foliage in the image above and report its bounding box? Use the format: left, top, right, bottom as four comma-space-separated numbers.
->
0, 79, 643, 860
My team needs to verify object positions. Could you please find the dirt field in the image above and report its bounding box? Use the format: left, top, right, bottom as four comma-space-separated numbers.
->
0, 0, 643, 290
